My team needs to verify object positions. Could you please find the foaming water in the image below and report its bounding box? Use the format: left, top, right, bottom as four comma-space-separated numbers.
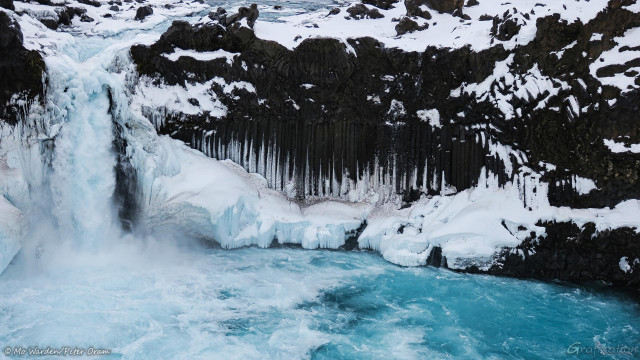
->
1, 246, 638, 360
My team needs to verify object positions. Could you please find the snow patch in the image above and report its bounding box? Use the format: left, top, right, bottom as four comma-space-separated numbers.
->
451, 56, 568, 120
619, 257, 631, 273
416, 109, 441, 128
604, 139, 640, 153
163, 48, 239, 64
590, 27, 640, 91
572, 176, 597, 195
133, 77, 228, 118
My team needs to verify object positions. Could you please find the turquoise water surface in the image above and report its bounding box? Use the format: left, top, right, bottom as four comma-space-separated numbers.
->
1, 245, 638, 359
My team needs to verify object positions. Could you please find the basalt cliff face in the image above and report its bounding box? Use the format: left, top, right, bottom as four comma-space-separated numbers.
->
132, 1, 640, 208
130, 0, 640, 296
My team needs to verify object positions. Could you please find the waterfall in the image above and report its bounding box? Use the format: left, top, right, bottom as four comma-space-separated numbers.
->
49, 79, 117, 247
6, 49, 130, 258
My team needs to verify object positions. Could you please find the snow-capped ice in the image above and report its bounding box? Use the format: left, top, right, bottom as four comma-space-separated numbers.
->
140, 137, 367, 250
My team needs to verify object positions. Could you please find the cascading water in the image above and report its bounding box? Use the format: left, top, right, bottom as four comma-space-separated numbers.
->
47, 63, 117, 247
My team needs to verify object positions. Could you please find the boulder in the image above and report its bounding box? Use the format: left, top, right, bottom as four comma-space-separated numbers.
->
347, 4, 384, 19
78, 0, 101, 7
0, 0, 14, 11
405, 0, 431, 19
57, 7, 87, 26
0, 11, 22, 49
208, 7, 227, 23
39, 17, 59, 30
395, 16, 428, 35
491, 16, 521, 41
134, 5, 153, 21
225, 4, 259, 28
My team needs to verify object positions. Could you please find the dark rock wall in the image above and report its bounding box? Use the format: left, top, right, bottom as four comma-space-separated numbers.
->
131, 23, 512, 201
489, 221, 640, 299
0, 10, 46, 124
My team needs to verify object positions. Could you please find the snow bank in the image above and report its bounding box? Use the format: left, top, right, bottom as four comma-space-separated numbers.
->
359, 168, 640, 269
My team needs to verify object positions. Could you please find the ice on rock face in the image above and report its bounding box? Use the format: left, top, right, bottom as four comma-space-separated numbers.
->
0, 197, 27, 274
139, 137, 366, 249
